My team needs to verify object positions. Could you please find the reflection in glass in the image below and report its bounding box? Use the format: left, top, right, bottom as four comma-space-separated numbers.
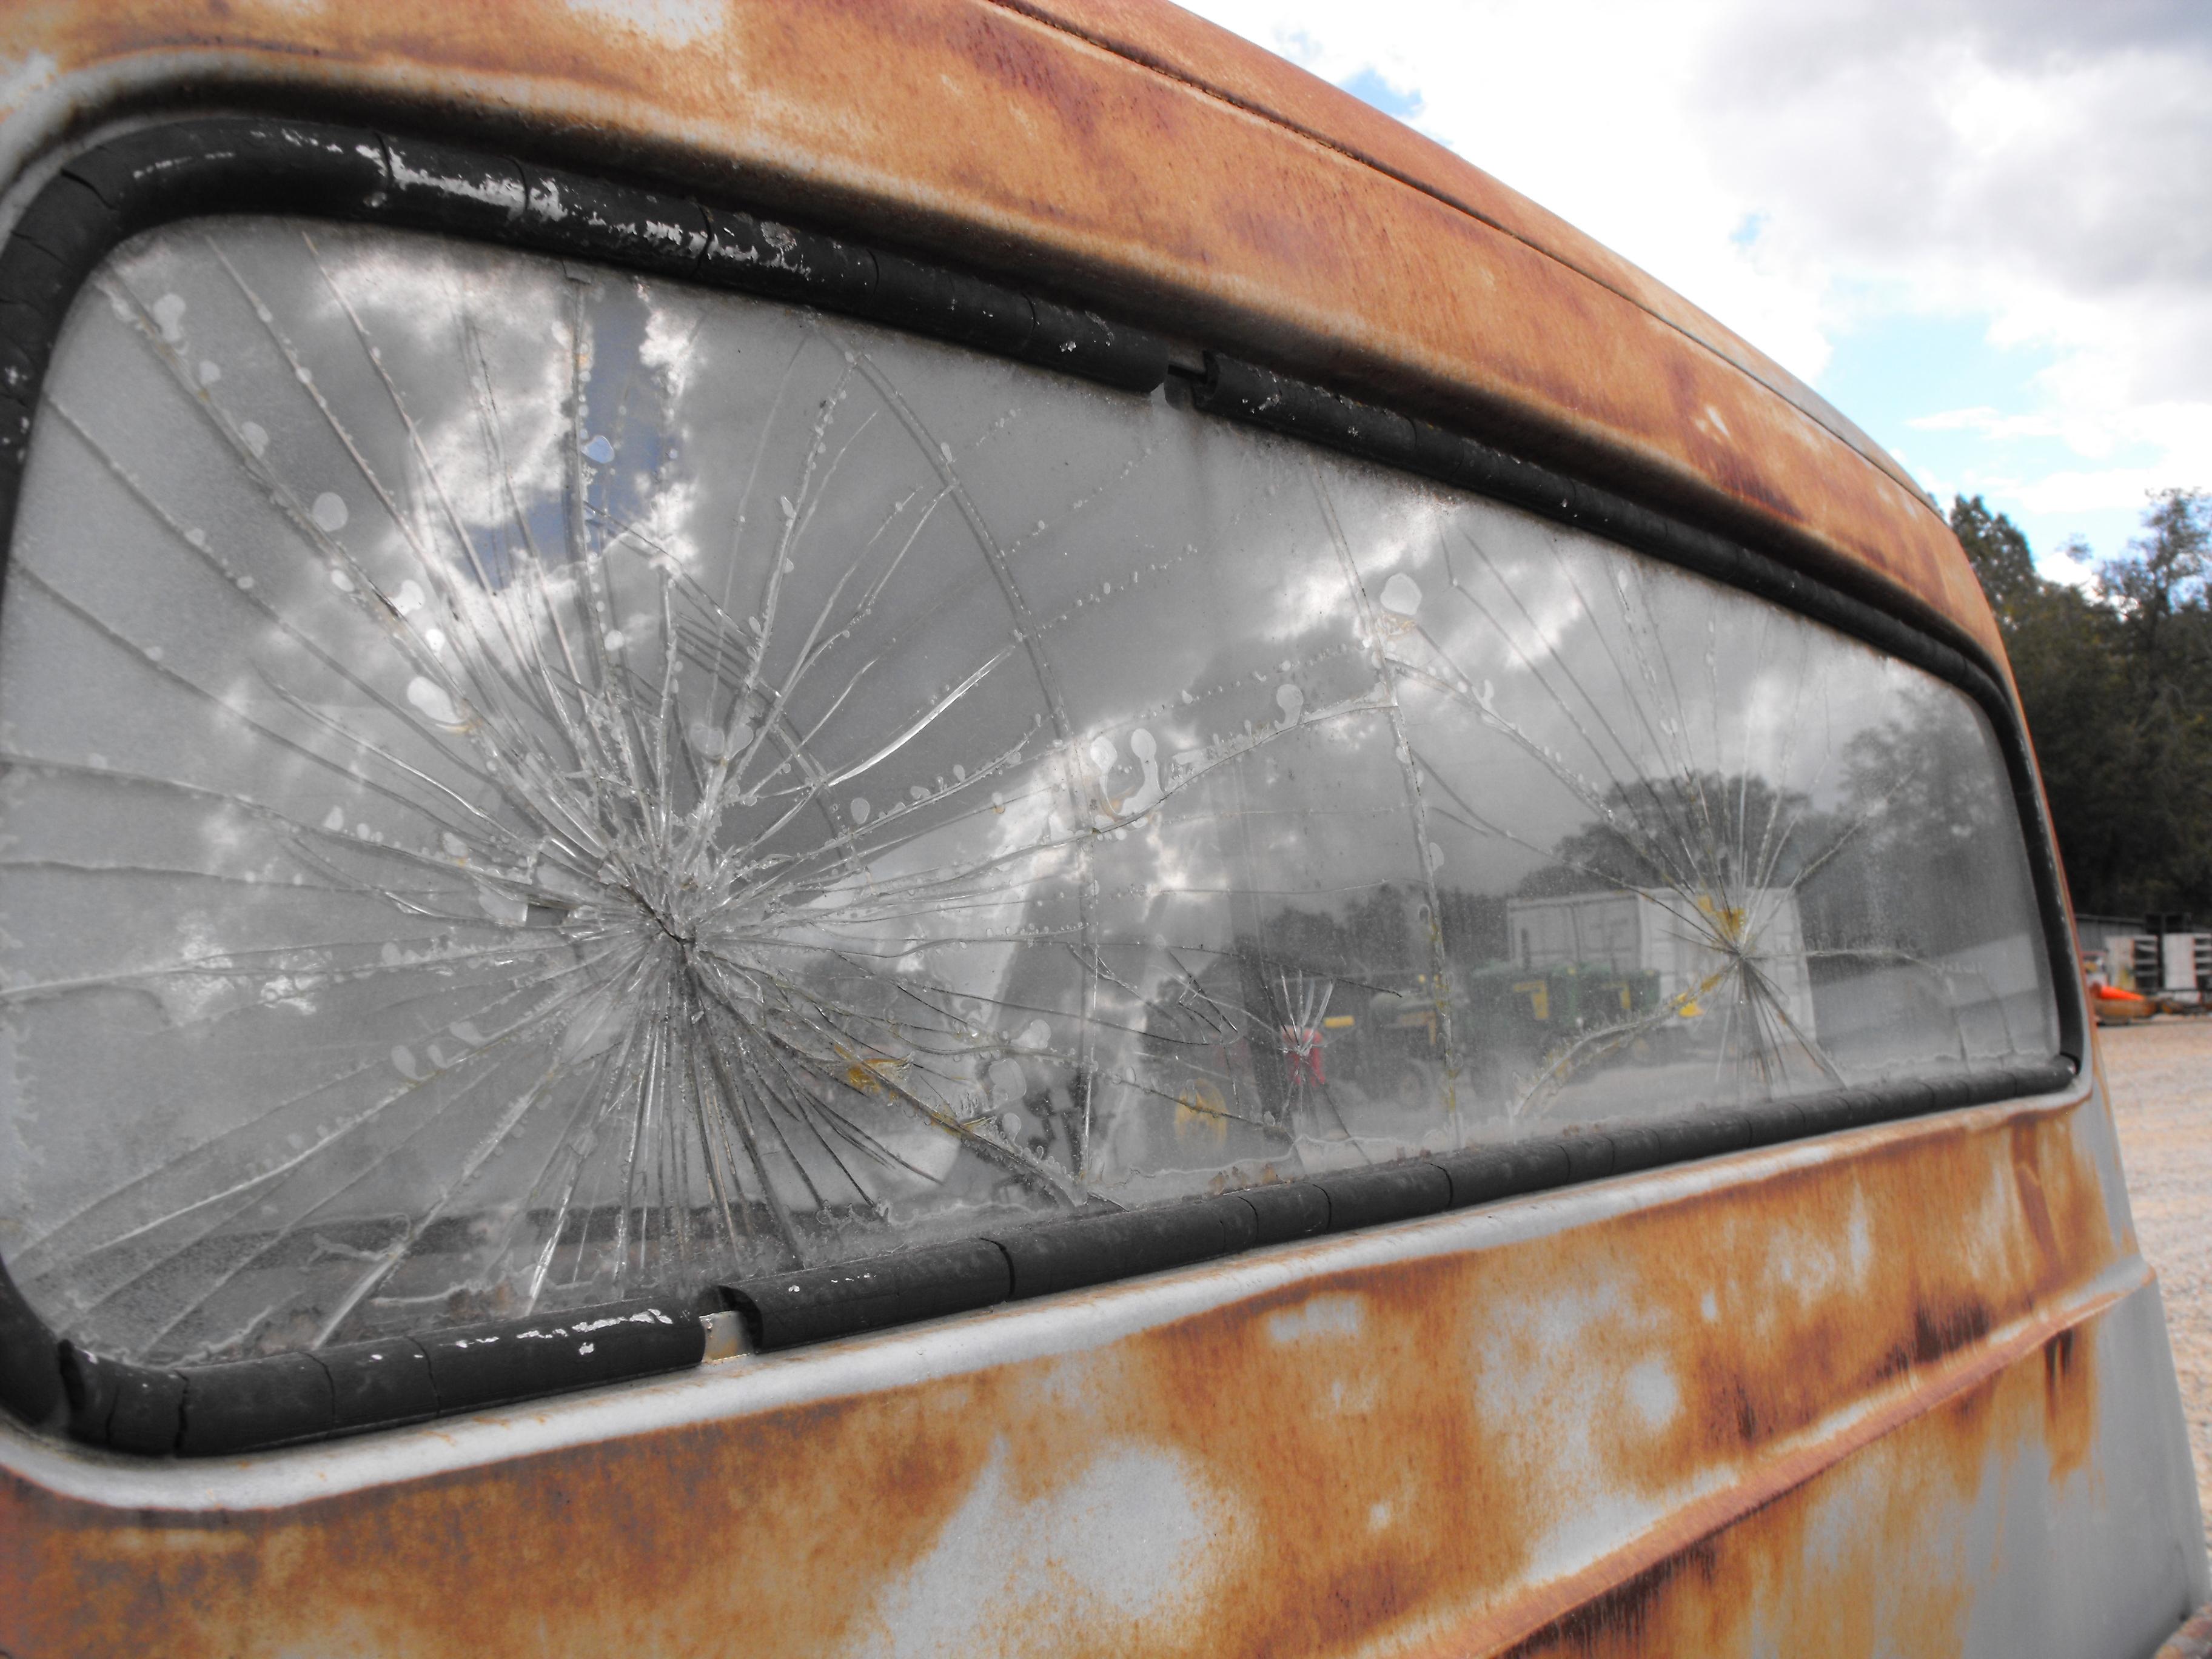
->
0, 220, 2057, 1364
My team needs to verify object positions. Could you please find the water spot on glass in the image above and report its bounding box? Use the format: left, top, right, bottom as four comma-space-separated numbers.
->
987, 1058, 1027, 1103
1379, 572, 1423, 617
310, 492, 349, 532
150, 293, 186, 343
440, 832, 469, 859
184, 528, 206, 548
603, 629, 625, 652
1276, 683, 1305, 724
478, 885, 529, 928
392, 579, 426, 615
327, 568, 354, 592
239, 421, 268, 457
850, 796, 871, 825
406, 675, 461, 725
580, 434, 615, 463
196, 360, 221, 386
295, 365, 313, 386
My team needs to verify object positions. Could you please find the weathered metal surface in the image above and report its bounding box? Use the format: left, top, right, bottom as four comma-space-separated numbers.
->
0, 0, 1999, 663
996, 0, 1929, 514
0, 5, 2198, 1652
2159, 1604, 2212, 1659
1495, 1279, 2205, 1657
5, 1085, 2202, 1657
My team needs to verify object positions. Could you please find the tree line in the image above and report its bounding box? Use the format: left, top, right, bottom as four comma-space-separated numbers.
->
1952, 488, 2212, 919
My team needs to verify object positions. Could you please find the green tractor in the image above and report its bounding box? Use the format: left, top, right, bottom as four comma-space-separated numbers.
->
1350, 961, 1664, 1106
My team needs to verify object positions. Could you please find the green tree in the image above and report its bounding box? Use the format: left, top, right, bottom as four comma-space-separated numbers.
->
1526, 771, 1830, 899
1952, 492, 2040, 626
2094, 489, 2212, 911
1951, 489, 2212, 917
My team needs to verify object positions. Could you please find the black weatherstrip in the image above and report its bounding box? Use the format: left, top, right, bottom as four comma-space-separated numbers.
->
722, 1061, 2076, 1353
0, 118, 1170, 562
0, 116, 2082, 1455
58, 1299, 705, 1457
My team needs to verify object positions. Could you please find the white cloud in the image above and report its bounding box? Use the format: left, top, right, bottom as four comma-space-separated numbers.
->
1909, 408, 2060, 440
2011, 467, 2185, 516
2036, 541, 2098, 587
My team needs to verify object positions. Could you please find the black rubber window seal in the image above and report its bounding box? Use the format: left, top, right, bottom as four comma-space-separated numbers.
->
0, 115, 2083, 1457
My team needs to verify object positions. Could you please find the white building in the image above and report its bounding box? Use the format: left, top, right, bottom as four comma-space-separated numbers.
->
1504, 887, 1818, 1041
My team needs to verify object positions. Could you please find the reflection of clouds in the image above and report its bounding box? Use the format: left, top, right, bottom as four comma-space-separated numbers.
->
312, 238, 574, 552
1, 213, 2060, 1370
637, 295, 703, 399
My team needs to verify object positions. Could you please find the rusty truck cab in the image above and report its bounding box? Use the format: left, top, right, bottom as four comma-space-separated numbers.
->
0, 4, 2206, 1655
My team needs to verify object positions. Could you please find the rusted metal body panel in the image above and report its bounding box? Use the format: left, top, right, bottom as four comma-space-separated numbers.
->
0, 3, 2202, 1652
5, 1083, 2204, 1656
996, 0, 1928, 508
0, 0, 1997, 662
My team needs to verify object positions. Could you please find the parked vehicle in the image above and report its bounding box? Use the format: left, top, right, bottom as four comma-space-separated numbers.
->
0, 3, 2204, 1655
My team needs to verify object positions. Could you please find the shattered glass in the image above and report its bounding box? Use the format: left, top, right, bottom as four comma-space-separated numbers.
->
0, 219, 2059, 1366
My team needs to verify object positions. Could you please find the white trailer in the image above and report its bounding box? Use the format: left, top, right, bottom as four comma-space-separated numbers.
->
1504, 887, 1818, 1042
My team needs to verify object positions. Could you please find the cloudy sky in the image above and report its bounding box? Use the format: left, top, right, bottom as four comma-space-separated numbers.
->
1182, 0, 2211, 581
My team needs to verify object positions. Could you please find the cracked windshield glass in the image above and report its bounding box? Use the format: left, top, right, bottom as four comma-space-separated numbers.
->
0, 219, 2059, 1366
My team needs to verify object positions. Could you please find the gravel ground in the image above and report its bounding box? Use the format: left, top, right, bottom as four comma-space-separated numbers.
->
2102, 1017, 2212, 1551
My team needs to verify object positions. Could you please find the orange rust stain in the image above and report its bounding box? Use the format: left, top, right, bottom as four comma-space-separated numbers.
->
2041, 1324, 2098, 1485
1, 1098, 2127, 1659
1494, 1322, 2100, 1659
4, 0, 2003, 667
2012, 1114, 2063, 1272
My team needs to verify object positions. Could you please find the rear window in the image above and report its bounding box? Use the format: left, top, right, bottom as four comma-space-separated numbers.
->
0, 218, 2058, 1367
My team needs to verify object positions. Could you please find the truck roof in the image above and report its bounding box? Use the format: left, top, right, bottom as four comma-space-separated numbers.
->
0, 0, 2002, 662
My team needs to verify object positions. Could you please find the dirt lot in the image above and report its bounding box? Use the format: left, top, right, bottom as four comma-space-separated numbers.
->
2102, 1017, 2212, 1549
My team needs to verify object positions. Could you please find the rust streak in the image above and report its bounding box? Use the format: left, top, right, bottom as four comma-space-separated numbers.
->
1436, 1263, 2127, 1657
0, 1098, 2130, 1658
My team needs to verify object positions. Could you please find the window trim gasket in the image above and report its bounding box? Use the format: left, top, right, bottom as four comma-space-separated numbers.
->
0, 115, 2085, 1459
